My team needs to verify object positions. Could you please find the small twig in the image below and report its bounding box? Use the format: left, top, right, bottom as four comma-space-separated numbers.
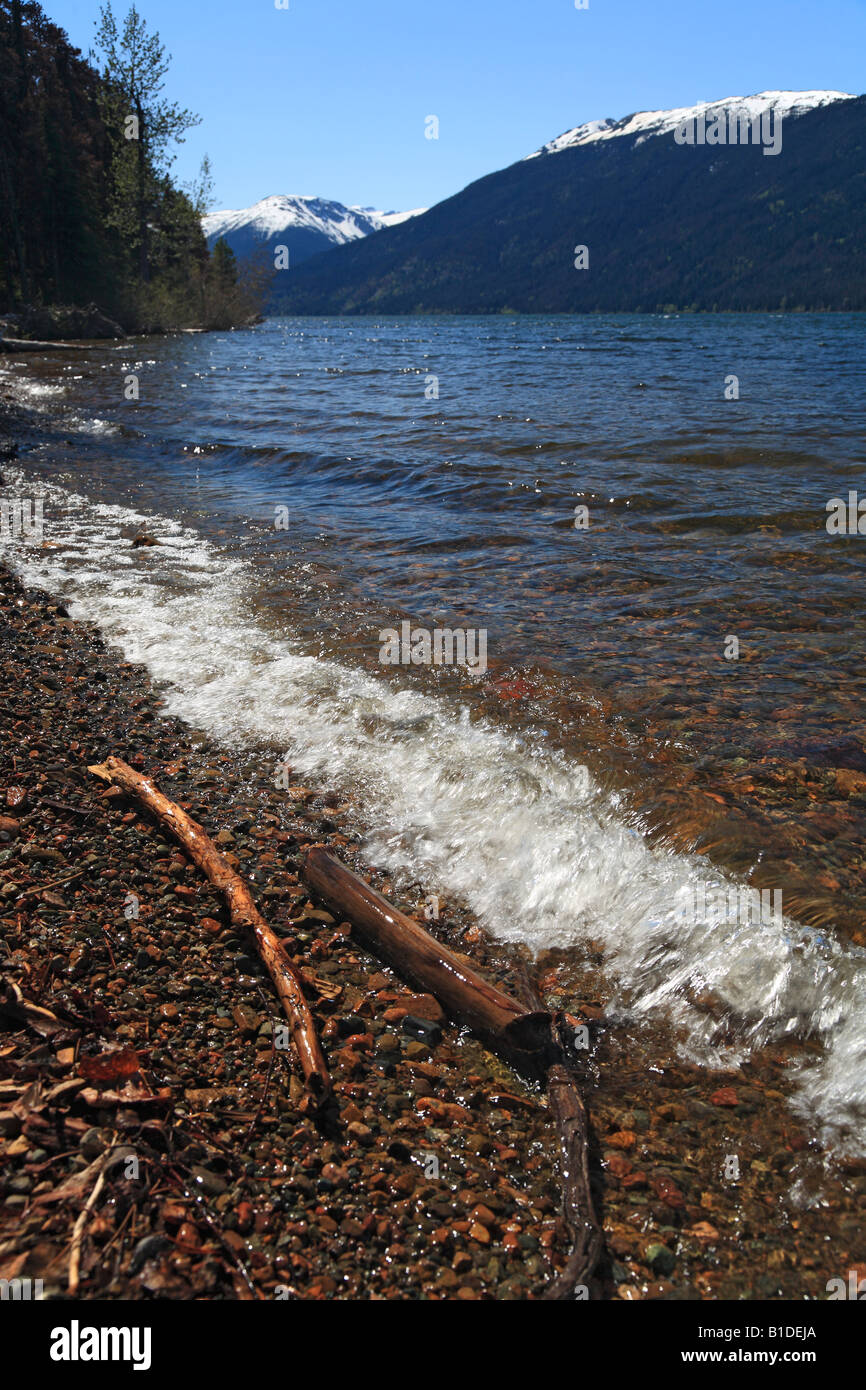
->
89, 756, 330, 1111
68, 1170, 107, 1294
39, 799, 95, 819
101, 924, 116, 969
243, 1036, 277, 1145
517, 966, 603, 1301
15, 869, 86, 902
99, 1203, 136, 1261
44, 1158, 135, 1273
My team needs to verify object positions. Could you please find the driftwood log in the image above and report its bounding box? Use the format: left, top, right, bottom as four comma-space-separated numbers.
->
304, 846, 559, 1075
303, 847, 602, 1296
88, 757, 329, 1112
0, 336, 79, 352
512, 962, 603, 1300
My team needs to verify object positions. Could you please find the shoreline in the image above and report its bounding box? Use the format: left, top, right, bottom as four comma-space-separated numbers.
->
0, 572, 863, 1301
1, 385, 864, 1301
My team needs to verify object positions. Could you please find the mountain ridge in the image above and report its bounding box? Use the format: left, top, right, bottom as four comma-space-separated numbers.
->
273, 90, 866, 314
524, 89, 855, 158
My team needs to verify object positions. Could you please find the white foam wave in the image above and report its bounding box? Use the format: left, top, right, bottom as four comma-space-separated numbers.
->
66, 416, 119, 437
3, 471, 864, 1155
0, 367, 67, 403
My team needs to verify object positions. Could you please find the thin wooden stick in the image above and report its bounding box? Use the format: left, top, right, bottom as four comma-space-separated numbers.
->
68, 1168, 107, 1295
0, 336, 79, 352
15, 869, 86, 901
89, 756, 329, 1112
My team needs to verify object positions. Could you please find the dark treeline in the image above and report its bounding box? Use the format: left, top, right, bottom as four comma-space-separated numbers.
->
0, 0, 262, 333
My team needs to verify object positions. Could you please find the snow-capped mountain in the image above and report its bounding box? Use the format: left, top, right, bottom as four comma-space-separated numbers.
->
525, 89, 856, 159
202, 194, 425, 267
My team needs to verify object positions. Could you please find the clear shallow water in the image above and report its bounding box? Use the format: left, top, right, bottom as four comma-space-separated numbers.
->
2, 313, 865, 1154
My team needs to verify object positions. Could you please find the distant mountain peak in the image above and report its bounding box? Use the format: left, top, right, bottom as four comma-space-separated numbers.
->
202, 193, 425, 257
525, 89, 857, 159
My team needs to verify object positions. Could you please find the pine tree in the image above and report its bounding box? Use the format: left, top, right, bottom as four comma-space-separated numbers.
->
211, 236, 237, 290
93, 2, 200, 283
186, 153, 215, 218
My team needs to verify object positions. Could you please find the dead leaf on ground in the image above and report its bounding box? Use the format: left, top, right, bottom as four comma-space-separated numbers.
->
79, 1047, 143, 1085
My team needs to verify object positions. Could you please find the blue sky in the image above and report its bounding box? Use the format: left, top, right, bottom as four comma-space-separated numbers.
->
49, 0, 865, 214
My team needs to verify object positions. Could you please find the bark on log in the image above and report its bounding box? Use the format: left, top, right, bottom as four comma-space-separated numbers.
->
88, 756, 329, 1112
542, 1063, 603, 1300
304, 846, 559, 1074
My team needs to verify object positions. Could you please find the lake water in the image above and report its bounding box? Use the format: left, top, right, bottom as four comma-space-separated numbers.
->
2, 312, 865, 1154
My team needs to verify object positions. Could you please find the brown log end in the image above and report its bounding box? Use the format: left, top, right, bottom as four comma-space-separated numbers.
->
502, 1010, 563, 1071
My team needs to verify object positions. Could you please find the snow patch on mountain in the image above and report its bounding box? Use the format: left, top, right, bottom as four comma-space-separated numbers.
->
525, 90, 857, 159
352, 205, 427, 228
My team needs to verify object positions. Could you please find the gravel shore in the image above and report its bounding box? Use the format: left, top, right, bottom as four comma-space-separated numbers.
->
1, 561, 863, 1302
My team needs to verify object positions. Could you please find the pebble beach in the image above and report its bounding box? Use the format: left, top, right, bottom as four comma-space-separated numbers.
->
1, 443, 863, 1299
